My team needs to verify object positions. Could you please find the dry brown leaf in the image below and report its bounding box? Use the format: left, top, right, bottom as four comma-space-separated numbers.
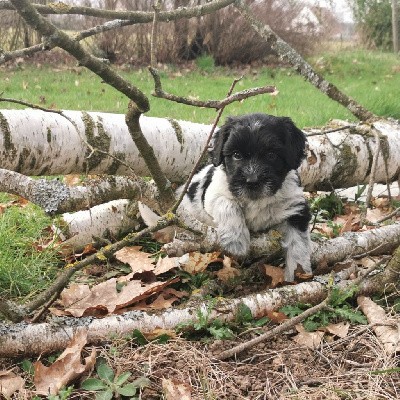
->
34, 330, 96, 395
339, 213, 355, 234
266, 310, 288, 324
63, 174, 82, 186
372, 197, 390, 208
147, 292, 179, 309
179, 252, 222, 274
366, 208, 386, 223
264, 265, 285, 288
215, 256, 240, 282
162, 378, 192, 400
152, 226, 190, 244
144, 328, 177, 341
357, 296, 400, 354
115, 246, 156, 274
54, 278, 178, 317
0, 370, 25, 398
293, 324, 324, 349
154, 256, 179, 275
322, 322, 350, 338
356, 256, 379, 269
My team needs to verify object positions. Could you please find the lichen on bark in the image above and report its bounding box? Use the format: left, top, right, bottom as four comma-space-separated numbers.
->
81, 112, 111, 171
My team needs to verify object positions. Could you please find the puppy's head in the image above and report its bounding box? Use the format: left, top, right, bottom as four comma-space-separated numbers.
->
211, 113, 306, 199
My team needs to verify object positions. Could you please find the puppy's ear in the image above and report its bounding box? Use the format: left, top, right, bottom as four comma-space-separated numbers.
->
282, 117, 307, 170
210, 117, 234, 166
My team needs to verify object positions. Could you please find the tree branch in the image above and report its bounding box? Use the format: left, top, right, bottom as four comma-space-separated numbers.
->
0, 0, 236, 21
149, 66, 277, 108
234, 0, 375, 121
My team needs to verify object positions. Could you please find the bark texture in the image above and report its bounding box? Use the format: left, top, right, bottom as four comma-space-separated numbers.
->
0, 169, 158, 214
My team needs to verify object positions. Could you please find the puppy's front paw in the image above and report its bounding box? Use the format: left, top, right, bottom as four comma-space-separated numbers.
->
218, 226, 250, 258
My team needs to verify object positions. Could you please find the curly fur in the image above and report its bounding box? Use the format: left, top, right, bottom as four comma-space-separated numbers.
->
179, 113, 312, 281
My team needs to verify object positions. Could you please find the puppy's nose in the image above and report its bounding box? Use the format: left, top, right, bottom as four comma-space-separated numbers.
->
245, 173, 258, 183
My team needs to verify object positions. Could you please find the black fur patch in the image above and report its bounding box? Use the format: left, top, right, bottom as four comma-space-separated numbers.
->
288, 202, 311, 232
187, 181, 199, 201
201, 166, 215, 204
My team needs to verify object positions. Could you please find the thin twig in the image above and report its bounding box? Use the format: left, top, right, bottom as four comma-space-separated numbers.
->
149, 66, 276, 109
365, 128, 382, 208
376, 206, 400, 224
150, 0, 161, 68
305, 125, 352, 136
170, 76, 243, 214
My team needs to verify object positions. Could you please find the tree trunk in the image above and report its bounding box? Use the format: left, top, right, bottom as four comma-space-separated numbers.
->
1, 110, 400, 190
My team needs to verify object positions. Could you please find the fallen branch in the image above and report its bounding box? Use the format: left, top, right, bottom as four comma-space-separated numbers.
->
1, 111, 400, 190
0, 169, 158, 214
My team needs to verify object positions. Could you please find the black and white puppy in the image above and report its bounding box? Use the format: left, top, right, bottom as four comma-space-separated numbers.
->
179, 113, 312, 281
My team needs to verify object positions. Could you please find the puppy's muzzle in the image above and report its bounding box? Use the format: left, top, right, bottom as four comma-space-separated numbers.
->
245, 172, 259, 183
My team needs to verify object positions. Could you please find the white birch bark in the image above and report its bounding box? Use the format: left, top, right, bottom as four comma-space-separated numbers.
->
59, 199, 139, 251
0, 109, 211, 181
1, 110, 400, 190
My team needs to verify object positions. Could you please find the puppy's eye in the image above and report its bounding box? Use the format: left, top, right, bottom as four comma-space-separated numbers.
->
232, 152, 243, 160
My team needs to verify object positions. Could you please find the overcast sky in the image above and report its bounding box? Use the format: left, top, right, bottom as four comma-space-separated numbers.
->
305, 0, 354, 23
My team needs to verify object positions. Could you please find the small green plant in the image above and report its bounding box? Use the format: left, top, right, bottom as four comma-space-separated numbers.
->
177, 301, 234, 340
81, 361, 150, 400
48, 386, 74, 400
177, 270, 211, 289
326, 220, 343, 238
280, 286, 367, 331
354, 184, 367, 202
310, 192, 344, 220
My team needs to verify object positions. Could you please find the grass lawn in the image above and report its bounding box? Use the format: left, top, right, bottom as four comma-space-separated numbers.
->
1, 49, 399, 128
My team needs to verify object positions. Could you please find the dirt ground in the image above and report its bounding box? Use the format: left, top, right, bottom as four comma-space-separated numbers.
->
1, 308, 399, 400
85, 324, 399, 400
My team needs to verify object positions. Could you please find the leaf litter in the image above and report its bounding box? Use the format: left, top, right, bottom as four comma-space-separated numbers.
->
2, 191, 400, 398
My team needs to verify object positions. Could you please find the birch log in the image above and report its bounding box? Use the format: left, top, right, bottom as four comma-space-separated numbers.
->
1, 110, 400, 190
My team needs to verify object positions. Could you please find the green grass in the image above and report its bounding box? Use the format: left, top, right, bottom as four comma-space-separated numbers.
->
1, 48, 399, 127
0, 194, 60, 299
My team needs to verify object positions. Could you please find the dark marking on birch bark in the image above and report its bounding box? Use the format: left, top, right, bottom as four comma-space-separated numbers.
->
330, 143, 358, 187
168, 118, 184, 151
0, 111, 17, 158
82, 112, 111, 171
